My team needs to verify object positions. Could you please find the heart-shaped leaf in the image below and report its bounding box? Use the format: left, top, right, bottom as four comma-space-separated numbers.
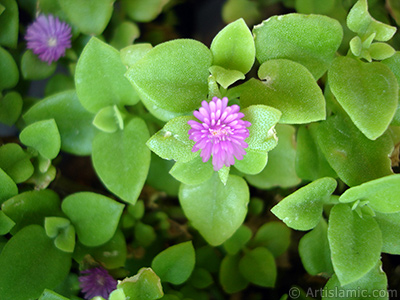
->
239, 60, 325, 124
0, 46, 18, 91
328, 56, 398, 140
339, 174, 400, 213
20, 119, 61, 160
58, 0, 114, 35
23, 90, 97, 156
151, 241, 195, 285
0, 225, 71, 300
210, 18, 255, 74
375, 211, 400, 255
62, 192, 124, 247
125, 39, 212, 121
271, 177, 337, 231
0, 0, 18, 48
328, 203, 382, 285
92, 118, 150, 204
21, 50, 56, 80
253, 14, 343, 79
0, 143, 34, 184
118, 268, 164, 300
0, 167, 18, 205
179, 173, 249, 246
76, 37, 139, 113
0, 91, 22, 126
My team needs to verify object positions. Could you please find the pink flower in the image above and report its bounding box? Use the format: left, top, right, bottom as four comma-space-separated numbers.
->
25, 14, 72, 64
79, 267, 117, 300
188, 97, 251, 171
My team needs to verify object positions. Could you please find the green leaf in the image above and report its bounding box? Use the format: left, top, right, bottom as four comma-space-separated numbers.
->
295, 124, 337, 181
120, 43, 153, 67
169, 156, 213, 185
298, 219, 334, 276
251, 221, 291, 257
375, 211, 400, 255
179, 173, 249, 246
219, 254, 249, 294
146, 153, 180, 196
21, 50, 56, 80
23, 90, 97, 156
242, 105, 281, 152
0, 46, 18, 91
0, 143, 34, 184
239, 60, 325, 124
110, 21, 140, 50
295, 0, 335, 14
20, 119, 61, 160
0, 211, 15, 235
328, 203, 382, 285
125, 39, 212, 121
0, 167, 18, 205
58, 0, 114, 35
239, 247, 277, 288
2, 189, 62, 235
121, 0, 169, 22
45, 74, 75, 96
0, 225, 71, 300
253, 14, 343, 79
233, 150, 268, 175
381, 52, 400, 126
146, 116, 196, 163
134, 222, 156, 247
369, 43, 396, 61
222, 0, 260, 25
271, 177, 337, 231
339, 175, 400, 213
209, 65, 245, 89
92, 105, 125, 133
118, 268, 164, 300
189, 268, 213, 289
0, 0, 18, 48
0, 91, 22, 125
223, 225, 252, 255
44, 217, 75, 253
39, 289, 69, 300
92, 118, 150, 204
328, 57, 398, 140
73, 229, 127, 269
322, 261, 388, 300
210, 18, 255, 74
347, 0, 396, 41
245, 124, 301, 189
316, 114, 393, 186
75, 37, 139, 113
61, 192, 124, 247
151, 241, 195, 285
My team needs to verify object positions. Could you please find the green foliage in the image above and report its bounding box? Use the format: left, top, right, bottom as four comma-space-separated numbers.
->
0, 91, 22, 125
253, 14, 343, 79
21, 50, 56, 80
151, 241, 195, 284
328, 56, 398, 140
0, 167, 18, 205
0, 0, 18, 48
2, 189, 62, 235
0, 46, 18, 91
76, 37, 139, 113
92, 118, 150, 205
328, 204, 382, 285
121, 0, 170, 23
125, 39, 212, 121
239, 59, 326, 124
271, 177, 337, 230
23, 90, 97, 156
179, 173, 249, 246
0, 225, 71, 300
61, 192, 124, 246
210, 18, 255, 74
251, 221, 291, 257
58, 0, 114, 35
117, 268, 164, 300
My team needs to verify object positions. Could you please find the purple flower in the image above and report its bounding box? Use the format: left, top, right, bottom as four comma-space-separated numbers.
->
79, 267, 117, 300
188, 97, 251, 171
25, 14, 72, 64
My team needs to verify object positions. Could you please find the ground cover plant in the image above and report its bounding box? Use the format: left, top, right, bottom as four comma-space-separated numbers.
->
0, 0, 400, 299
